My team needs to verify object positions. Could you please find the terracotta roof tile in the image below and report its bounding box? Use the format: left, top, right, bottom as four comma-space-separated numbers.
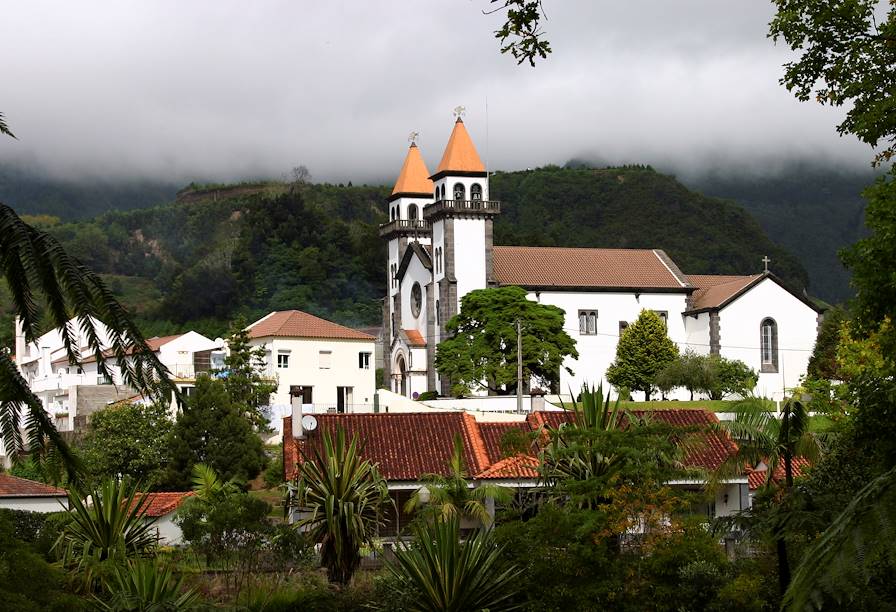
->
686, 274, 761, 311
493, 246, 688, 290
748, 457, 811, 490
0, 473, 67, 497
478, 421, 531, 463
403, 329, 426, 347
475, 454, 540, 480
284, 412, 490, 482
433, 118, 485, 176
247, 310, 374, 341
392, 143, 434, 197
130, 491, 193, 517
52, 334, 183, 366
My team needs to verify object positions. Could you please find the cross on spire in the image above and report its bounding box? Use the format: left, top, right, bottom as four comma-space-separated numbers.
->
762, 255, 771, 273
407, 131, 419, 146
453, 105, 466, 120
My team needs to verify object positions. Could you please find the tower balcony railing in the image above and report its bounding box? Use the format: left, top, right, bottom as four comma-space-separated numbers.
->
378, 218, 432, 237
422, 199, 501, 219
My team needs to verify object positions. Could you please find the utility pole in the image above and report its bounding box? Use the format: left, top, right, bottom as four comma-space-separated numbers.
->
516, 319, 523, 414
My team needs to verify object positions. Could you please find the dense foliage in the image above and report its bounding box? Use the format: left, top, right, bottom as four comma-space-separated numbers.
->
435, 286, 578, 395
221, 317, 277, 430
655, 350, 756, 401
606, 310, 678, 400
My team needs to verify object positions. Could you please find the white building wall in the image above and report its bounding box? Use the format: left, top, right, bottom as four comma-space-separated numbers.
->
251, 336, 376, 414
157, 331, 221, 379
682, 312, 712, 356
454, 218, 486, 305
716, 279, 818, 401
149, 513, 185, 546
400, 258, 431, 334
432, 176, 489, 202
0, 496, 69, 512
531, 291, 691, 399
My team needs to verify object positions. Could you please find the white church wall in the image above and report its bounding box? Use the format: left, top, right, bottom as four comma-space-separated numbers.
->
532, 291, 691, 399
454, 218, 486, 304
683, 312, 712, 356
400, 257, 431, 334
716, 278, 818, 401
433, 176, 488, 202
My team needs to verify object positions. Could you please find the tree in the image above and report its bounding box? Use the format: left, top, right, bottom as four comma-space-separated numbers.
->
387, 517, 522, 612
714, 397, 823, 596
435, 286, 578, 396
606, 310, 678, 400
79, 401, 173, 489
769, 0, 896, 166
164, 376, 267, 489
489, 0, 552, 66
222, 316, 277, 430
0, 202, 175, 477
703, 355, 756, 400
807, 307, 848, 381
654, 350, 708, 400
405, 434, 511, 526
290, 428, 391, 585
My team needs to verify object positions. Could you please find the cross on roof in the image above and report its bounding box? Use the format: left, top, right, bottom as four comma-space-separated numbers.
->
408, 131, 419, 146
453, 105, 466, 120
762, 255, 771, 272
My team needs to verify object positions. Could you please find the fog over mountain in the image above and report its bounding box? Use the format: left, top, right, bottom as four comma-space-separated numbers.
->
0, 1, 876, 184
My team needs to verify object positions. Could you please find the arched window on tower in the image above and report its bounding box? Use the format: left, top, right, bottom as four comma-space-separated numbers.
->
436, 299, 441, 325
408, 204, 418, 220
471, 183, 482, 200
453, 183, 465, 201
390, 207, 395, 221
440, 184, 446, 200
434, 188, 439, 200
760, 318, 778, 372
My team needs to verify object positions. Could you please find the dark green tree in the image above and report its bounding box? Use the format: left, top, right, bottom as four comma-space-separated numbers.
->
606, 310, 678, 400
164, 376, 267, 490
654, 350, 707, 400
806, 307, 847, 381
222, 316, 277, 430
435, 285, 578, 396
80, 401, 173, 489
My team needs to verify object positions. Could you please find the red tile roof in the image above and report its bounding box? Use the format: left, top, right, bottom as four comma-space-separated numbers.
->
283, 408, 739, 483
686, 274, 761, 312
403, 329, 427, 347
526, 408, 737, 472
493, 246, 689, 290
748, 457, 811, 490
0, 473, 67, 497
247, 310, 374, 341
52, 334, 183, 366
131, 492, 194, 517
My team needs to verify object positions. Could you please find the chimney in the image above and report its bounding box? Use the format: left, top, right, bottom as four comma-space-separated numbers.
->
290, 386, 304, 438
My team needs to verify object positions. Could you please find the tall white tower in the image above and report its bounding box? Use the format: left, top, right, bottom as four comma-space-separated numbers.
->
423, 114, 500, 394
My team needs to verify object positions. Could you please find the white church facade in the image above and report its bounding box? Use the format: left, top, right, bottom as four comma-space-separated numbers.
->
380, 116, 823, 402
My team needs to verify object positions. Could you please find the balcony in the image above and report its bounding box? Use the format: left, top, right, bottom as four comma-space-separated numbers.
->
378, 219, 432, 238
422, 199, 501, 220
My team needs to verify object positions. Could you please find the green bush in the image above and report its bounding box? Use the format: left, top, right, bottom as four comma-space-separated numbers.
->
0, 508, 49, 542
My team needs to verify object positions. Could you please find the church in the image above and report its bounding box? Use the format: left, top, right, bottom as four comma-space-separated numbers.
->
380, 115, 823, 402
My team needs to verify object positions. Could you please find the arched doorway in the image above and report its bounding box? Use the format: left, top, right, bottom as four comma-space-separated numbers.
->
397, 356, 407, 396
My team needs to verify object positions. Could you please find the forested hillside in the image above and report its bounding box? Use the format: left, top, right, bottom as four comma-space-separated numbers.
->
0, 167, 810, 347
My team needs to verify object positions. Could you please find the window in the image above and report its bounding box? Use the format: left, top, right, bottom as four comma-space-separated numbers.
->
408, 204, 418, 220
411, 282, 423, 318
436, 299, 440, 325
651, 310, 669, 326
760, 318, 778, 372
453, 183, 465, 200
434, 188, 439, 200
359, 352, 371, 369
182, 385, 196, 397
471, 183, 482, 200
619, 321, 629, 335
440, 184, 445, 200
277, 353, 290, 369
97, 373, 113, 385
390, 207, 395, 221
319, 350, 332, 369
579, 310, 598, 335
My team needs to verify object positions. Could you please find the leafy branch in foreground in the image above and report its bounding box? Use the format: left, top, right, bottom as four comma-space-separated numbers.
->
488, 0, 552, 66
0, 202, 176, 475
0, 112, 15, 139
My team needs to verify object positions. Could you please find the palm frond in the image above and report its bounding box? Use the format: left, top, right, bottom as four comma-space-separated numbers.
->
0, 112, 15, 139
0, 203, 177, 468
784, 466, 896, 611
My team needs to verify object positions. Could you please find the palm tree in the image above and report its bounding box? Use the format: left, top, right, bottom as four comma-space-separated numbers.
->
713, 396, 823, 596
290, 428, 391, 585
190, 462, 239, 502
405, 433, 511, 526
387, 516, 522, 612
1, 202, 175, 478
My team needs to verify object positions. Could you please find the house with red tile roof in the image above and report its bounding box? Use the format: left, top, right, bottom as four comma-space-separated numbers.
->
282, 407, 748, 532
379, 115, 823, 403
245, 310, 376, 424
0, 473, 68, 513
131, 491, 194, 545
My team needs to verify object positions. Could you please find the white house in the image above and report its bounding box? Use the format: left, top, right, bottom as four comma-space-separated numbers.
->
14, 317, 223, 432
134, 491, 193, 546
380, 115, 823, 401
0, 473, 68, 513
245, 310, 377, 421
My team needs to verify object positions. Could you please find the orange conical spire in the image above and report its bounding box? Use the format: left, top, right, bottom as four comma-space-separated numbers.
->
433, 118, 486, 176
391, 142, 434, 197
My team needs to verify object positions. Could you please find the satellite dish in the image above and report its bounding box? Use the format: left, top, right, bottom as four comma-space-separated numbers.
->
301, 414, 318, 432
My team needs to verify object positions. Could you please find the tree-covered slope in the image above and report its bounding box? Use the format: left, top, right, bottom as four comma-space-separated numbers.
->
0, 167, 810, 346
491, 166, 808, 288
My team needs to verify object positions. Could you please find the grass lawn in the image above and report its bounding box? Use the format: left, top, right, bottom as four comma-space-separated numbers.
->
614, 399, 739, 412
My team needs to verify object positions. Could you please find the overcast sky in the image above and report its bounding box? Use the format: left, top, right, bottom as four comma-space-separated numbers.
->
0, 1, 875, 184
